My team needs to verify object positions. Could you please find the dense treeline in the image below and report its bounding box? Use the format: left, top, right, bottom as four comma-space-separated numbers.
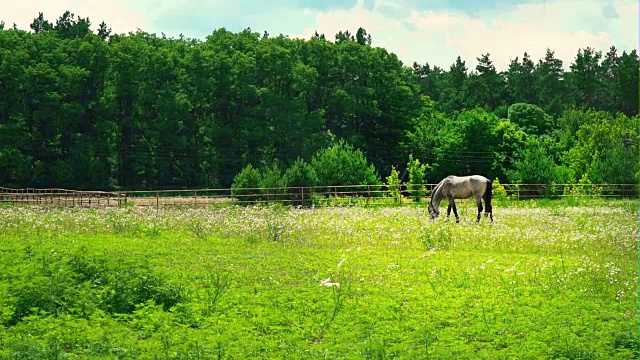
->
0, 11, 638, 190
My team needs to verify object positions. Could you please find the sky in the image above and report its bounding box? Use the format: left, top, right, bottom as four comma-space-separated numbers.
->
2, 0, 638, 71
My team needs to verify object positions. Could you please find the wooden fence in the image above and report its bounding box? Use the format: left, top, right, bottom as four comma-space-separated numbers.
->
1, 183, 637, 209
0, 187, 124, 207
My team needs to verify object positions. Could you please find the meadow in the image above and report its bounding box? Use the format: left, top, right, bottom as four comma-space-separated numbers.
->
0, 198, 638, 359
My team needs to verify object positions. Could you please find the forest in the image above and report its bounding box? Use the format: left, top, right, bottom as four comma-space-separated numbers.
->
0, 11, 638, 190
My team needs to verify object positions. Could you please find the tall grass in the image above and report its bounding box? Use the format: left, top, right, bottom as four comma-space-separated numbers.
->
0, 198, 637, 358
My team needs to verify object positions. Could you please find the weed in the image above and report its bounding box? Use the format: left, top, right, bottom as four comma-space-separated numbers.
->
420, 225, 452, 250
263, 204, 288, 242
200, 269, 230, 317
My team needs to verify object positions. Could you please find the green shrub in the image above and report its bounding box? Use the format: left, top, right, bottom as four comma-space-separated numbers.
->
284, 158, 318, 206
4, 249, 185, 327
231, 164, 262, 204
506, 137, 572, 197
406, 154, 430, 200
587, 146, 638, 190
311, 140, 381, 194
260, 163, 288, 202
69, 252, 186, 315
492, 178, 508, 199
386, 166, 403, 203
564, 173, 602, 197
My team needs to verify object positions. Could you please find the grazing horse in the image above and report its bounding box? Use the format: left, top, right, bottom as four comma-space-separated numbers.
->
428, 175, 493, 223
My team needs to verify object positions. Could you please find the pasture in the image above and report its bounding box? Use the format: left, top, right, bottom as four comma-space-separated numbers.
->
0, 198, 638, 359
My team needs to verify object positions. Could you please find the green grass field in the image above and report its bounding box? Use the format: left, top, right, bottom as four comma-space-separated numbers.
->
0, 198, 638, 359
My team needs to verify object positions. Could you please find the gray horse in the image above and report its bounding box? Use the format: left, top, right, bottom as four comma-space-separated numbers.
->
428, 175, 493, 223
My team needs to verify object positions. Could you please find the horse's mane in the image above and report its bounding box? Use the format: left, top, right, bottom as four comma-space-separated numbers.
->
430, 176, 451, 203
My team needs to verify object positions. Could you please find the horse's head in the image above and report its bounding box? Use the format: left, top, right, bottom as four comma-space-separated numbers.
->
428, 201, 439, 219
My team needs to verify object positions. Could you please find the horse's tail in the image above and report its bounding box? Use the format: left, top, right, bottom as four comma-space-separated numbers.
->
483, 179, 493, 214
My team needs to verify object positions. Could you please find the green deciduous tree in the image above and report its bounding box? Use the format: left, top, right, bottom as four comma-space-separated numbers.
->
507, 103, 554, 136
0, 11, 637, 192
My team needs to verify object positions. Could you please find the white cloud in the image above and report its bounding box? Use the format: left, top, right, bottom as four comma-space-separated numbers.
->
293, 0, 639, 71
292, 1, 431, 66
372, 0, 404, 12
0, 0, 148, 35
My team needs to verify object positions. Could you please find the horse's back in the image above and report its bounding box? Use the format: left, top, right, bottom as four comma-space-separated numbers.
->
448, 175, 490, 185
469, 175, 491, 186
446, 175, 490, 198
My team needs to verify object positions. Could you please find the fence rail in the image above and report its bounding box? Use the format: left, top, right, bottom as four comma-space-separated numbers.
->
1, 183, 638, 209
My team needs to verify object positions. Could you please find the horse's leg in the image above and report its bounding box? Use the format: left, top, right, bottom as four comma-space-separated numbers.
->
476, 197, 483, 223
484, 198, 493, 222
449, 198, 459, 223
447, 203, 452, 219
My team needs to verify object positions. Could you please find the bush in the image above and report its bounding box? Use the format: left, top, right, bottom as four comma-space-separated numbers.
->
284, 158, 318, 188
492, 178, 508, 199
284, 158, 318, 206
507, 138, 571, 184
260, 163, 288, 201
406, 154, 430, 200
4, 249, 185, 327
506, 137, 572, 197
311, 140, 382, 194
386, 166, 403, 203
564, 173, 602, 197
587, 146, 638, 187
232, 164, 262, 203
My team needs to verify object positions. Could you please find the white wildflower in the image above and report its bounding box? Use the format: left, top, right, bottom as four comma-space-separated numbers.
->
320, 278, 340, 287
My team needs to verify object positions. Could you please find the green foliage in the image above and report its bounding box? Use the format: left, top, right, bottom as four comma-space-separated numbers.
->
3, 248, 185, 328
400, 96, 447, 174
564, 173, 602, 196
492, 177, 508, 199
260, 162, 287, 200
0, 11, 638, 191
385, 166, 403, 203
283, 158, 318, 205
406, 154, 430, 200
507, 103, 554, 135
562, 111, 639, 187
311, 140, 382, 188
587, 147, 638, 186
431, 108, 522, 181
507, 137, 573, 190
284, 158, 318, 188
231, 164, 262, 203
